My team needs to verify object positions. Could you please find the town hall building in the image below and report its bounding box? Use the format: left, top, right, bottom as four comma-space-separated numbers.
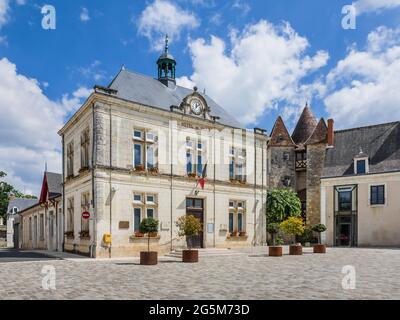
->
56, 37, 268, 258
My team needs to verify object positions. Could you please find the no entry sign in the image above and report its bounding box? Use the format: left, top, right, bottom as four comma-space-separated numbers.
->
82, 211, 91, 220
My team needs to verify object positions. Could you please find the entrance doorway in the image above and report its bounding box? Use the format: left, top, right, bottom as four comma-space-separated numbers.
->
335, 215, 356, 247
186, 198, 204, 248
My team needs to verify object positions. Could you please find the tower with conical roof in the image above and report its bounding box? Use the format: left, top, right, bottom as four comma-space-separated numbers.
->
268, 103, 334, 227
157, 35, 177, 88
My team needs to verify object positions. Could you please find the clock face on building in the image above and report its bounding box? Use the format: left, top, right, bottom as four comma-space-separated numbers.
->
190, 99, 203, 115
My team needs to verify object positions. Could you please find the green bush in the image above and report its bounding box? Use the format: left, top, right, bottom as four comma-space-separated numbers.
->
280, 217, 305, 244
176, 215, 203, 250
139, 217, 159, 251
266, 189, 302, 223
296, 227, 318, 245
312, 224, 327, 244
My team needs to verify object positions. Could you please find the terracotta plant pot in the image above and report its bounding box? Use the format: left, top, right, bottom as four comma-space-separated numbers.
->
182, 250, 199, 263
289, 244, 303, 255
140, 251, 158, 265
148, 232, 158, 238
313, 244, 326, 254
269, 246, 283, 257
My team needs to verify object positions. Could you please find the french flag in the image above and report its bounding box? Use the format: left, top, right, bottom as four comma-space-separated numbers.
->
198, 163, 208, 190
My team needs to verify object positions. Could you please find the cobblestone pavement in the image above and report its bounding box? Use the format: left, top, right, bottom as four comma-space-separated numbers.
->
1, 247, 399, 300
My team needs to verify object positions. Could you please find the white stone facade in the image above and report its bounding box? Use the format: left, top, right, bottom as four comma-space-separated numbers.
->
59, 93, 268, 258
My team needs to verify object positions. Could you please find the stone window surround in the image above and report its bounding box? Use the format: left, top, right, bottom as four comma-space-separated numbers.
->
186, 136, 205, 176
133, 128, 158, 170
81, 192, 91, 233
133, 192, 158, 232
66, 141, 74, 177
229, 146, 246, 181
228, 200, 246, 234
67, 197, 74, 232
354, 157, 369, 175
368, 183, 387, 207
80, 127, 90, 170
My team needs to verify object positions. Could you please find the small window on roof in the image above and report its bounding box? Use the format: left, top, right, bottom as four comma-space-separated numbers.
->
356, 160, 366, 174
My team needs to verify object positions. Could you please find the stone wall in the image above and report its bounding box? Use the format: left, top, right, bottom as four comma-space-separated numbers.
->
306, 144, 326, 226
268, 147, 296, 189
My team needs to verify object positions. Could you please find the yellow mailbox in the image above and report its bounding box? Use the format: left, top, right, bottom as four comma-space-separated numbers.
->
103, 233, 112, 244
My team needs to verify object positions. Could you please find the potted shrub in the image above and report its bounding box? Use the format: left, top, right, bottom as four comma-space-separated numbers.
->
230, 229, 239, 237
312, 224, 327, 253
267, 223, 282, 257
280, 217, 305, 255
176, 215, 202, 263
135, 231, 144, 238
135, 164, 145, 172
139, 217, 159, 265
149, 167, 158, 175
64, 231, 74, 239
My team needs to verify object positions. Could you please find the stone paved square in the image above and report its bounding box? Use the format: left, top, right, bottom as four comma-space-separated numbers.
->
0, 247, 399, 300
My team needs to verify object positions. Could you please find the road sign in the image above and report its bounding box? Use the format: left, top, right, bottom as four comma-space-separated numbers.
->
82, 211, 90, 220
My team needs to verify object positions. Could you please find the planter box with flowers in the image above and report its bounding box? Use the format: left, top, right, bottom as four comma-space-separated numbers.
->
79, 231, 90, 240
64, 231, 74, 239
187, 173, 197, 179
135, 164, 145, 172
148, 167, 159, 175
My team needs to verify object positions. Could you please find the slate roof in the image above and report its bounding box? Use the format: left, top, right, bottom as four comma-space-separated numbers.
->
269, 116, 296, 147
323, 121, 400, 178
305, 118, 328, 145
108, 69, 241, 128
45, 172, 62, 197
291, 106, 318, 145
7, 198, 38, 215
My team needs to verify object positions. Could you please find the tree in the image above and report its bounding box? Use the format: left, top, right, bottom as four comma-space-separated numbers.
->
266, 223, 280, 246
176, 215, 202, 250
0, 171, 37, 219
266, 189, 302, 223
139, 217, 159, 252
312, 224, 327, 244
280, 217, 305, 244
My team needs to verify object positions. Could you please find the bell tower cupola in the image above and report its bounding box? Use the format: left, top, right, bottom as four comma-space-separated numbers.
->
157, 35, 177, 88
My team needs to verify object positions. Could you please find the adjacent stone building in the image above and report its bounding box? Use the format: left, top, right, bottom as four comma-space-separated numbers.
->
19, 172, 63, 251
321, 122, 400, 247
268, 105, 334, 226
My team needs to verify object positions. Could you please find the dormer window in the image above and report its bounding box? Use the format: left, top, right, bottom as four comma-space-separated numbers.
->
354, 148, 369, 175
356, 160, 366, 174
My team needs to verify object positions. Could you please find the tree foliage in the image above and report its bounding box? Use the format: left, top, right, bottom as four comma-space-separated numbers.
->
0, 171, 37, 219
140, 217, 159, 252
280, 217, 305, 244
176, 215, 202, 250
266, 189, 302, 223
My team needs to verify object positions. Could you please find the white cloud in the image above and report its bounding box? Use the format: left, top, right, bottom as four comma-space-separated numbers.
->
184, 20, 328, 125
176, 76, 196, 89
324, 26, 400, 129
80, 7, 90, 22
15, 0, 26, 5
137, 0, 200, 51
353, 0, 400, 15
0, 58, 91, 195
0, 0, 10, 29
232, 0, 251, 16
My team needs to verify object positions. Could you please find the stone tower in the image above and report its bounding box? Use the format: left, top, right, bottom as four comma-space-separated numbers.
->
268, 104, 333, 226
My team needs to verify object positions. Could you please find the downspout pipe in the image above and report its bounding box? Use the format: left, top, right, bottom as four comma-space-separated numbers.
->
109, 104, 112, 258
62, 134, 65, 252
91, 102, 97, 258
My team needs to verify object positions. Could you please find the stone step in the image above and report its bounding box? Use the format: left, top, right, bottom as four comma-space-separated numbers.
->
166, 248, 246, 258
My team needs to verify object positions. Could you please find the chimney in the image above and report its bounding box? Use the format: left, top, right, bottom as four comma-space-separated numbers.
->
327, 119, 334, 146
8, 193, 16, 202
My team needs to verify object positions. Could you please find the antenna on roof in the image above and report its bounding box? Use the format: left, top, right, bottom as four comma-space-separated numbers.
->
203, 88, 206, 95
45, 162, 48, 173
121, 64, 125, 71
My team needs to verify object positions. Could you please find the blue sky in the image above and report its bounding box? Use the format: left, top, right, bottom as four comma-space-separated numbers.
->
1, 0, 400, 194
